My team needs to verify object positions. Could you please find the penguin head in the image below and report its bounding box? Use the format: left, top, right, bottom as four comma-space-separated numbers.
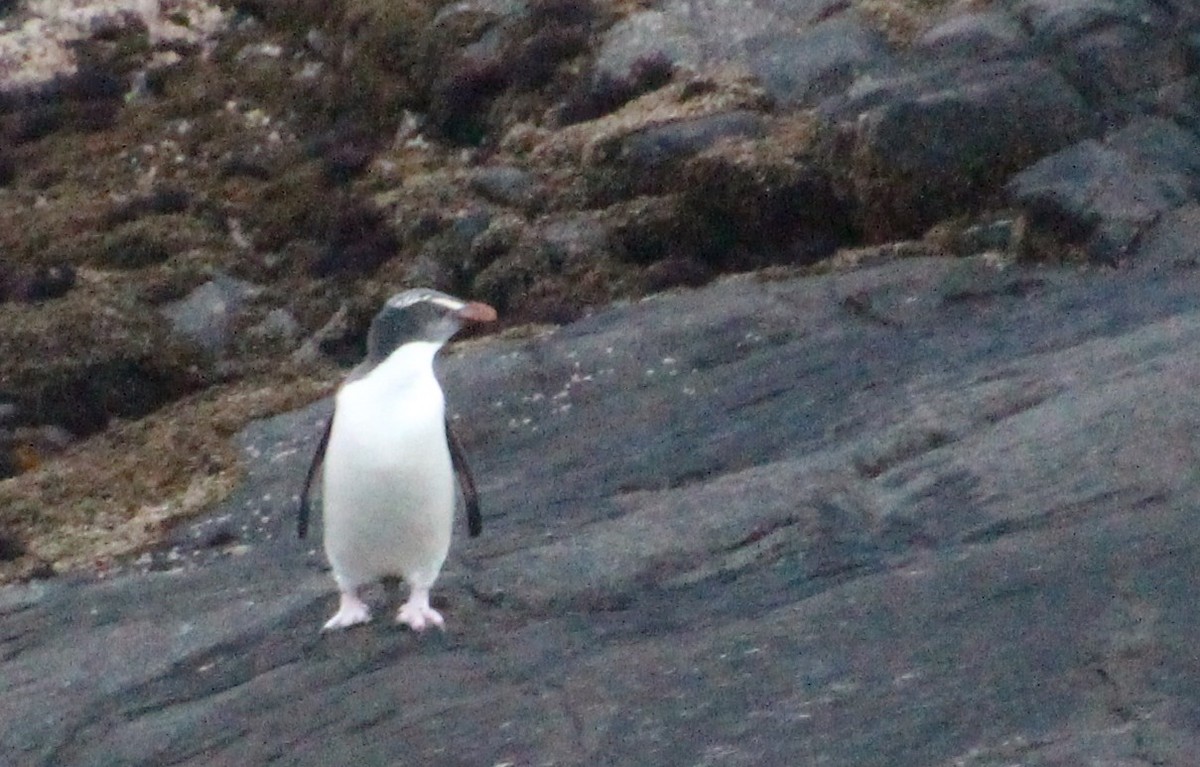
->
367, 288, 497, 361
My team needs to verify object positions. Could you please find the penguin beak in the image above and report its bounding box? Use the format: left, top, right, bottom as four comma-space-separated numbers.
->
456, 301, 498, 323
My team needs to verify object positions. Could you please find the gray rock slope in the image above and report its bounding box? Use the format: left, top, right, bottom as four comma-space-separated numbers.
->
6, 246, 1200, 765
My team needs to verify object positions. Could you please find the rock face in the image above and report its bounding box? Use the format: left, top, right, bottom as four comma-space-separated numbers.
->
6, 247, 1200, 764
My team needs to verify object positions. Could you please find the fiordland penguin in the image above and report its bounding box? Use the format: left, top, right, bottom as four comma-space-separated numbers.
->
298, 289, 496, 631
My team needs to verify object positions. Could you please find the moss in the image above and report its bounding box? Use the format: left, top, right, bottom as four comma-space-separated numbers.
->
510, 25, 590, 90
559, 53, 676, 125
0, 264, 76, 303
427, 0, 608, 143
471, 243, 556, 315
0, 280, 207, 434
430, 54, 511, 144
327, 0, 448, 129
310, 120, 379, 184
0, 373, 333, 583
0, 532, 24, 562
149, 58, 232, 119
241, 162, 328, 251
0, 151, 14, 186
857, 0, 958, 46
103, 185, 192, 227
91, 215, 221, 269
230, 0, 347, 36
309, 197, 401, 277
610, 196, 686, 265
345, 0, 445, 72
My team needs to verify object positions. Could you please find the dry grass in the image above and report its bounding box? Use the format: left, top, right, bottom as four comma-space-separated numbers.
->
0, 371, 334, 583
857, 0, 963, 45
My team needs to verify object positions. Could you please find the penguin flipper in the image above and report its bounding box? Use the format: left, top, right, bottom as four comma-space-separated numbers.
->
445, 417, 482, 537
298, 413, 334, 539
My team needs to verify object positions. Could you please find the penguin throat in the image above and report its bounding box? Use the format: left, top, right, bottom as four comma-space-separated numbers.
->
365, 341, 442, 393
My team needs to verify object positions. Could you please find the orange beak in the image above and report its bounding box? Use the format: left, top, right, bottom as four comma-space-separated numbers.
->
457, 301, 498, 323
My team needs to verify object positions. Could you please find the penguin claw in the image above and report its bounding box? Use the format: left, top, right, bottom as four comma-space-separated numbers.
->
322, 593, 372, 631
396, 602, 445, 632
322, 612, 372, 631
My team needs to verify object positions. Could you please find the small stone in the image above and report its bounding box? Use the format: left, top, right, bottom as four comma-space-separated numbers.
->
469, 166, 540, 209
246, 308, 301, 351
161, 273, 262, 355
916, 11, 1029, 61
747, 16, 892, 107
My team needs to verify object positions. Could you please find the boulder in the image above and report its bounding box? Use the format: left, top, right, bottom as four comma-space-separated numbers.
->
916, 11, 1030, 61
1008, 117, 1200, 262
610, 110, 767, 188
1014, 0, 1163, 41
594, 10, 703, 81
747, 15, 894, 108
1055, 21, 1188, 112
467, 165, 542, 210
1130, 202, 1200, 271
594, 0, 850, 83
161, 273, 263, 356
839, 59, 1094, 240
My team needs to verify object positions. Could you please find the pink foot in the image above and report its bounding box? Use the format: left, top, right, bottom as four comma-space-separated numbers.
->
396, 588, 444, 632
322, 590, 372, 631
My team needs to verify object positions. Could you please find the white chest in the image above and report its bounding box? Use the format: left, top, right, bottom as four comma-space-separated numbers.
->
320, 344, 456, 578
328, 343, 448, 474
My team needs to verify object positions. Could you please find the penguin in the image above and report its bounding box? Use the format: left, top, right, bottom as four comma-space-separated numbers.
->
297, 288, 496, 631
